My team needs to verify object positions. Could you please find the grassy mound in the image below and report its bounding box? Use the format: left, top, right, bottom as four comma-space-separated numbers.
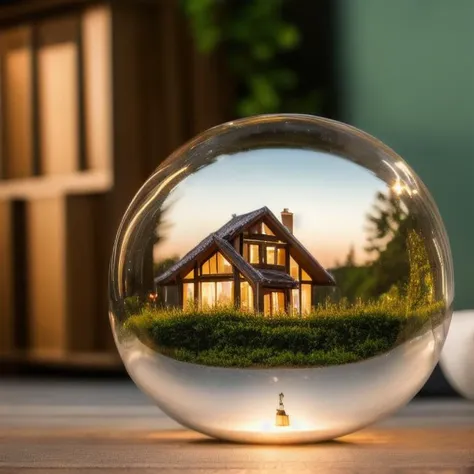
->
123, 301, 444, 368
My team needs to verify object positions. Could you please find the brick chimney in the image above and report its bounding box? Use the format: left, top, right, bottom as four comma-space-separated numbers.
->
281, 208, 293, 234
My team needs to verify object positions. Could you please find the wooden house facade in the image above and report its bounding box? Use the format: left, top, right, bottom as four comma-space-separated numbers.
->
155, 207, 335, 315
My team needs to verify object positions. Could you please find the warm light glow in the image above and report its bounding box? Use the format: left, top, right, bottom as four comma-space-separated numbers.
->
301, 284, 311, 314
201, 252, 232, 275
250, 244, 259, 264
290, 256, 299, 280
200, 280, 233, 308
301, 269, 312, 281
392, 181, 404, 195
277, 247, 286, 266
262, 223, 275, 236
240, 281, 254, 311
291, 288, 300, 315
392, 180, 417, 197
266, 246, 276, 264
183, 283, 194, 309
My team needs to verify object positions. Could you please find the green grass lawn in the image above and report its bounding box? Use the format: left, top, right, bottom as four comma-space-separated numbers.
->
123, 301, 444, 368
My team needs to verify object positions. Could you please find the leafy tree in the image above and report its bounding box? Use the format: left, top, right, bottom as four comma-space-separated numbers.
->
345, 245, 356, 267
406, 230, 434, 308
154, 256, 180, 277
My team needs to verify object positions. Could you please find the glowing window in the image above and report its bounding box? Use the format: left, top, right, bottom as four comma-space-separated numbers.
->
240, 281, 254, 311
201, 282, 215, 307
262, 223, 274, 236
264, 293, 271, 316
200, 281, 233, 308
290, 256, 299, 280
183, 283, 194, 309
217, 253, 232, 273
272, 291, 285, 314
250, 244, 259, 264
184, 269, 194, 279
201, 253, 232, 275
291, 288, 300, 315
277, 247, 286, 266
301, 284, 312, 314
217, 281, 233, 305
266, 246, 276, 265
301, 269, 312, 281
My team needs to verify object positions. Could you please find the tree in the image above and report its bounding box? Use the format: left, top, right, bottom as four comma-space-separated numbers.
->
344, 245, 356, 267
406, 230, 434, 308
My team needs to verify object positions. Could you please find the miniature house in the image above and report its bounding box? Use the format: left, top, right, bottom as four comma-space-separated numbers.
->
154, 207, 335, 315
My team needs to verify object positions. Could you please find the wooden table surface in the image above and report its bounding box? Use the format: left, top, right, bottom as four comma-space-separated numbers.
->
1, 378, 473, 473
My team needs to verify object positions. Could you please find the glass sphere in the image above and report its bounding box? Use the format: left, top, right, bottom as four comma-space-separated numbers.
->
109, 114, 453, 444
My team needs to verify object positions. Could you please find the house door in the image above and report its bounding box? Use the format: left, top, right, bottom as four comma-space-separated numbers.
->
264, 291, 285, 315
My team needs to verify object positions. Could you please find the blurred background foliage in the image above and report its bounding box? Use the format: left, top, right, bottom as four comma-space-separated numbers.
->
181, 0, 322, 116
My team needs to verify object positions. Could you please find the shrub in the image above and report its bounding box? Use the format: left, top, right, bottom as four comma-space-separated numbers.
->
123, 299, 445, 368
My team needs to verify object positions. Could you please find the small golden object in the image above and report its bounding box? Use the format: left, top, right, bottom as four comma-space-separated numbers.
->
275, 392, 290, 427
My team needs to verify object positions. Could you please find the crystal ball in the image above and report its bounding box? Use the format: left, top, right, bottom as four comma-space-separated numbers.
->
109, 114, 453, 444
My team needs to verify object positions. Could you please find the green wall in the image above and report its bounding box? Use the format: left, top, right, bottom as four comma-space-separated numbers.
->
338, 0, 474, 309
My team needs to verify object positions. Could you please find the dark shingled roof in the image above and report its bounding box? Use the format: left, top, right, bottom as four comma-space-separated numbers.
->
155, 206, 335, 287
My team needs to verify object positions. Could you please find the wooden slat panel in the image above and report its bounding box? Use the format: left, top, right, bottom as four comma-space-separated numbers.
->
0, 200, 13, 355
38, 42, 79, 175
82, 5, 112, 172
65, 194, 98, 351
27, 197, 67, 357
0, 27, 34, 179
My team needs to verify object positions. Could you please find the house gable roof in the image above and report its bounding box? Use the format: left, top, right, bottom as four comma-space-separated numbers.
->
154, 207, 335, 287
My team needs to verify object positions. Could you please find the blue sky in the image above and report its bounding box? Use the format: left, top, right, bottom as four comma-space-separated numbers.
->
155, 148, 387, 268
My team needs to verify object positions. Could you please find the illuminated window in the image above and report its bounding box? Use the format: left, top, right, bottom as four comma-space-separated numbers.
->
301, 269, 312, 281
291, 288, 300, 315
201, 282, 215, 307
264, 293, 271, 316
301, 284, 312, 314
290, 256, 299, 280
240, 281, 254, 311
183, 283, 194, 309
217, 281, 233, 305
217, 253, 232, 273
262, 223, 274, 236
200, 281, 234, 308
201, 259, 210, 275
184, 269, 194, 279
277, 247, 286, 266
266, 246, 276, 264
264, 291, 285, 315
250, 244, 259, 264
201, 252, 232, 275
272, 291, 285, 314
209, 254, 217, 274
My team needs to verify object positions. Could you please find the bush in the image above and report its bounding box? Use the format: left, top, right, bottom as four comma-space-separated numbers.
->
123, 300, 444, 368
